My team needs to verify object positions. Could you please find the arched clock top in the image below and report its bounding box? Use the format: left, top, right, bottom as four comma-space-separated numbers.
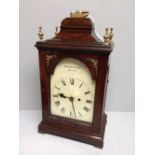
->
46, 54, 98, 80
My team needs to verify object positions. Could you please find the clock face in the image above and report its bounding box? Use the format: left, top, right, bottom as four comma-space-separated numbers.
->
50, 58, 96, 123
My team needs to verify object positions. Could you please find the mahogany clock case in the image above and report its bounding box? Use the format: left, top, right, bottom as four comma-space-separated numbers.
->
35, 16, 113, 148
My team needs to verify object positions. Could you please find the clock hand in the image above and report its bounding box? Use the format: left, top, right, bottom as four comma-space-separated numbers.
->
71, 100, 76, 118
67, 96, 76, 117
59, 93, 76, 117
59, 93, 75, 100
59, 93, 66, 98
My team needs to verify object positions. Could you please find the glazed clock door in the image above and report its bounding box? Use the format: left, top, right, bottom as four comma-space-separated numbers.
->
50, 58, 96, 123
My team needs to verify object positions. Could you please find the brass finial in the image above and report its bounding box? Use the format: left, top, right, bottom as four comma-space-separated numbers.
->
55, 26, 59, 35
103, 27, 114, 46
109, 27, 113, 42
38, 26, 44, 40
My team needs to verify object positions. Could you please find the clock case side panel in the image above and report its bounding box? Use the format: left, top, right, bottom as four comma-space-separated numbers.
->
92, 55, 109, 132
38, 51, 49, 121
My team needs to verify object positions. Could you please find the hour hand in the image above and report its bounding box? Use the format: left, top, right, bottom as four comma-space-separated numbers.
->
59, 93, 66, 98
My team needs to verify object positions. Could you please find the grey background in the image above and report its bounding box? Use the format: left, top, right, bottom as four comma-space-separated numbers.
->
19, 0, 135, 111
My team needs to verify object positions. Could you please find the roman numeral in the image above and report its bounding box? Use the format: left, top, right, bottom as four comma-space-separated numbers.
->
55, 101, 60, 106
70, 78, 74, 85
53, 94, 58, 98
61, 79, 66, 86
86, 100, 92, 104
61, 107, 65, 113
55, 86, 60, 90
79, 82, 83, 88
83, 106, 90, 112
85, 91, 90, 95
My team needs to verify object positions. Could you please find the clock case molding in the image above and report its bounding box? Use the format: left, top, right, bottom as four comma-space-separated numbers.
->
35, 16, 113, 148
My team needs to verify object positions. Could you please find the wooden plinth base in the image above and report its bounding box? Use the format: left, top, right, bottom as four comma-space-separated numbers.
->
38, 114, 107, 148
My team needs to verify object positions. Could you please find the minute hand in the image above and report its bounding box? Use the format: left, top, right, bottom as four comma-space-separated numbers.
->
71, 101, 76, 118
59, 93, 76, 117
69, 97, 76, 118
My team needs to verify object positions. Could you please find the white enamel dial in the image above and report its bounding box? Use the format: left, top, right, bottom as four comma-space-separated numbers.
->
50, 58, 96, 123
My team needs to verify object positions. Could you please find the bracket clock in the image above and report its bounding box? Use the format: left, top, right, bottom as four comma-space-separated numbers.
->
35, 11, 114, 148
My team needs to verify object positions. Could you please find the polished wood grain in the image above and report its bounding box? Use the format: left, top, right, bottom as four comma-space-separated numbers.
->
35, 16, 113, 148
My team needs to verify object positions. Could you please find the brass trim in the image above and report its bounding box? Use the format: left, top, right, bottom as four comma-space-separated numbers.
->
46, 55, 57, 67
86, 58, 98, 73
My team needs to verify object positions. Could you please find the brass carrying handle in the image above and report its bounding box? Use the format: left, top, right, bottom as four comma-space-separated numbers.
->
70, 11, 89, 18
